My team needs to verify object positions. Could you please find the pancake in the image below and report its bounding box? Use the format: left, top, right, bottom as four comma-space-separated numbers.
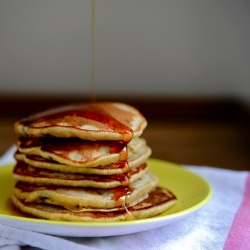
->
13, 161, 149, 188
14, 172, 158, 211
12, 187, 177, 222
14, 145, 151, 174
12, 101, 178, 222
16, 137, 146, 168
14, 102, 147, 142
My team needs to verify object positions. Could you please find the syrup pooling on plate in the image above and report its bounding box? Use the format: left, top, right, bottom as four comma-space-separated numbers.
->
20, 103, 134, 143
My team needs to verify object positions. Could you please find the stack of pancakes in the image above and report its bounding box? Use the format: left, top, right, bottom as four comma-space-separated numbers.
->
12, 102, 177, 221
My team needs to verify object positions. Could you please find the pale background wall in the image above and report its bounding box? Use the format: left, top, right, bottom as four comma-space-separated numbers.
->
0, 0, 250, 100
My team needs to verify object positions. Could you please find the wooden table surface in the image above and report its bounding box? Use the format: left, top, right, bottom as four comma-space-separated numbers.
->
1, 114, 249, 171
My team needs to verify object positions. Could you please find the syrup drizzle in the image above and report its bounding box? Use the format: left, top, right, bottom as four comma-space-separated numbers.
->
91, 0, 96, 102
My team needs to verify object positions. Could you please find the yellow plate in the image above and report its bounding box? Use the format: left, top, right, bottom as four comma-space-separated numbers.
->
0, 158, 212, 237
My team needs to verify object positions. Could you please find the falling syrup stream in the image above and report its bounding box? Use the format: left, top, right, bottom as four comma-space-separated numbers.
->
91, 0, 96, 103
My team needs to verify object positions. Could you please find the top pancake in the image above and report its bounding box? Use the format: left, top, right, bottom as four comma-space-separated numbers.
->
14, 102, 147, 142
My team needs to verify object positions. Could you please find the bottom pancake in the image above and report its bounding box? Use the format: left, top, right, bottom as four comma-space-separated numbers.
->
12, 187, 177, 222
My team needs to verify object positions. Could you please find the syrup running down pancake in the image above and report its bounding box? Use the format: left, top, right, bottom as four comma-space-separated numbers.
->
12, 102, 177, 221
